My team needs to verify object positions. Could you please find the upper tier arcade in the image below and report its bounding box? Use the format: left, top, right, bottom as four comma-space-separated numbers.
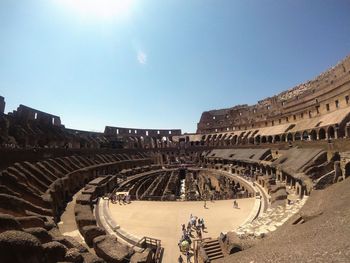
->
197, 55, 350, 139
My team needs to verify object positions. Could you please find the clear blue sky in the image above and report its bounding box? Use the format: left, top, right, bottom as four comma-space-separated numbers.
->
1, 0, 350, 133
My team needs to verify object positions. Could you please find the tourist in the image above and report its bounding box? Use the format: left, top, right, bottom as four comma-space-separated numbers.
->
192, 216, 197, 227
186, 251, 191, 263
200, 218, 205, 230
203, 199, 207, 208
187, 222, 192, 234
196, 227, 202, 239
178, 255, 184, 263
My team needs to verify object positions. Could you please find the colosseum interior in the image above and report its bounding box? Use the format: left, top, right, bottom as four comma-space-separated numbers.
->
1, 55, 350, 263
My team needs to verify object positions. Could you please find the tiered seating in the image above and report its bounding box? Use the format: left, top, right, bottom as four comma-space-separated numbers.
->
0, 151, 153, 262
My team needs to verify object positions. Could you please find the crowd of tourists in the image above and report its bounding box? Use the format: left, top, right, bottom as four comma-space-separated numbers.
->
110, 193, 131, 205
178, 214, 206, 263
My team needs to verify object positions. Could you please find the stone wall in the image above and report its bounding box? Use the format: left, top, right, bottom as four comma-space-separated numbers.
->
0, 96, 4, 114
11, 105, 62, 127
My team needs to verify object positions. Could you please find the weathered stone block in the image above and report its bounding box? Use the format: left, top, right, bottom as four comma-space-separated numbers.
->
54, 235, 88, 253
43, 241, 68, 263
17, 216, 45, 229
93, 235, 134, 263
25, 227, 53, 244
82, 225, 106, 247
0, 230, 43, 263
65, 248, 84, 263
0, 213, 22, 233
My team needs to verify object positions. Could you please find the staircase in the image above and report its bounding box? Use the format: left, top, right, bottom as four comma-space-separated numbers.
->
202, 239, 224, 261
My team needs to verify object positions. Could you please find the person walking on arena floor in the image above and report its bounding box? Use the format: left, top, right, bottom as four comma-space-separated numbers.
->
186, 251, 191, 263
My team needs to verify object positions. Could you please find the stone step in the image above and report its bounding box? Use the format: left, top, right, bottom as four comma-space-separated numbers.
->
209, 254, 224, 261
206, 247, 222, 255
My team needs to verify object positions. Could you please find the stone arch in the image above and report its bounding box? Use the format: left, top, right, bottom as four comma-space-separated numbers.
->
319, 128, 326, 140
261, 136, 267, 143
327, 126, 335, 139
267, 136, 273, 143
266, 165, 272, 175
241, 137, 248, 145
248, 136, 255, 144
310, 130, 317, 140
294, 132, 301, 141
228, 244, 242, 254
287, 133, 293, 141
232, 135, 238, 145
221, 133, 228, 141
302, 131, 309, 140
255, 135, 261, 144
281, 134, 286, 142
274, 135, 281, 142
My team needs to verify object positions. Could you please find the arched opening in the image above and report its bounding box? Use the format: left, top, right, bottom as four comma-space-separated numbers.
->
294, 132, 301, 141
255, 135, 261, 144
327, 126, 335, 139
228, 245, 242, 254
267, 136, 273, 143
287, 133, 293, 142
319, 128, 326, 140
281, 134, 286, 142
310, 130, 317, 140
302, 131, 309, 140
232, 135, 238, 145
274, 135, 281, 142
248, 136, 255, 144
266, 166, 272, 175
261, 136, 267, 143
226, 135, 233, 145
221, 134, 227, 142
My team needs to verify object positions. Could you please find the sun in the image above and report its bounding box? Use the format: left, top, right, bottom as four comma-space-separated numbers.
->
55, 0, 135, 20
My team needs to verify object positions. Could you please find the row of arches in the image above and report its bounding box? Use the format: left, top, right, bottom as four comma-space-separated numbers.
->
198, 125, 338, 147
124, 135, 176, 149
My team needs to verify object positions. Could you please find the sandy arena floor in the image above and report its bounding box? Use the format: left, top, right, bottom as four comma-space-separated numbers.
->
108, 198, 255, 263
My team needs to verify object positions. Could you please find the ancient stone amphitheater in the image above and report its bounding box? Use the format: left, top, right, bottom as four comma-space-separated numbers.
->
0, 55, 350, 263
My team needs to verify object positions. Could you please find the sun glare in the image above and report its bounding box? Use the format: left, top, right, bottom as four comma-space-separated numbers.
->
55, 0, 135, 20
